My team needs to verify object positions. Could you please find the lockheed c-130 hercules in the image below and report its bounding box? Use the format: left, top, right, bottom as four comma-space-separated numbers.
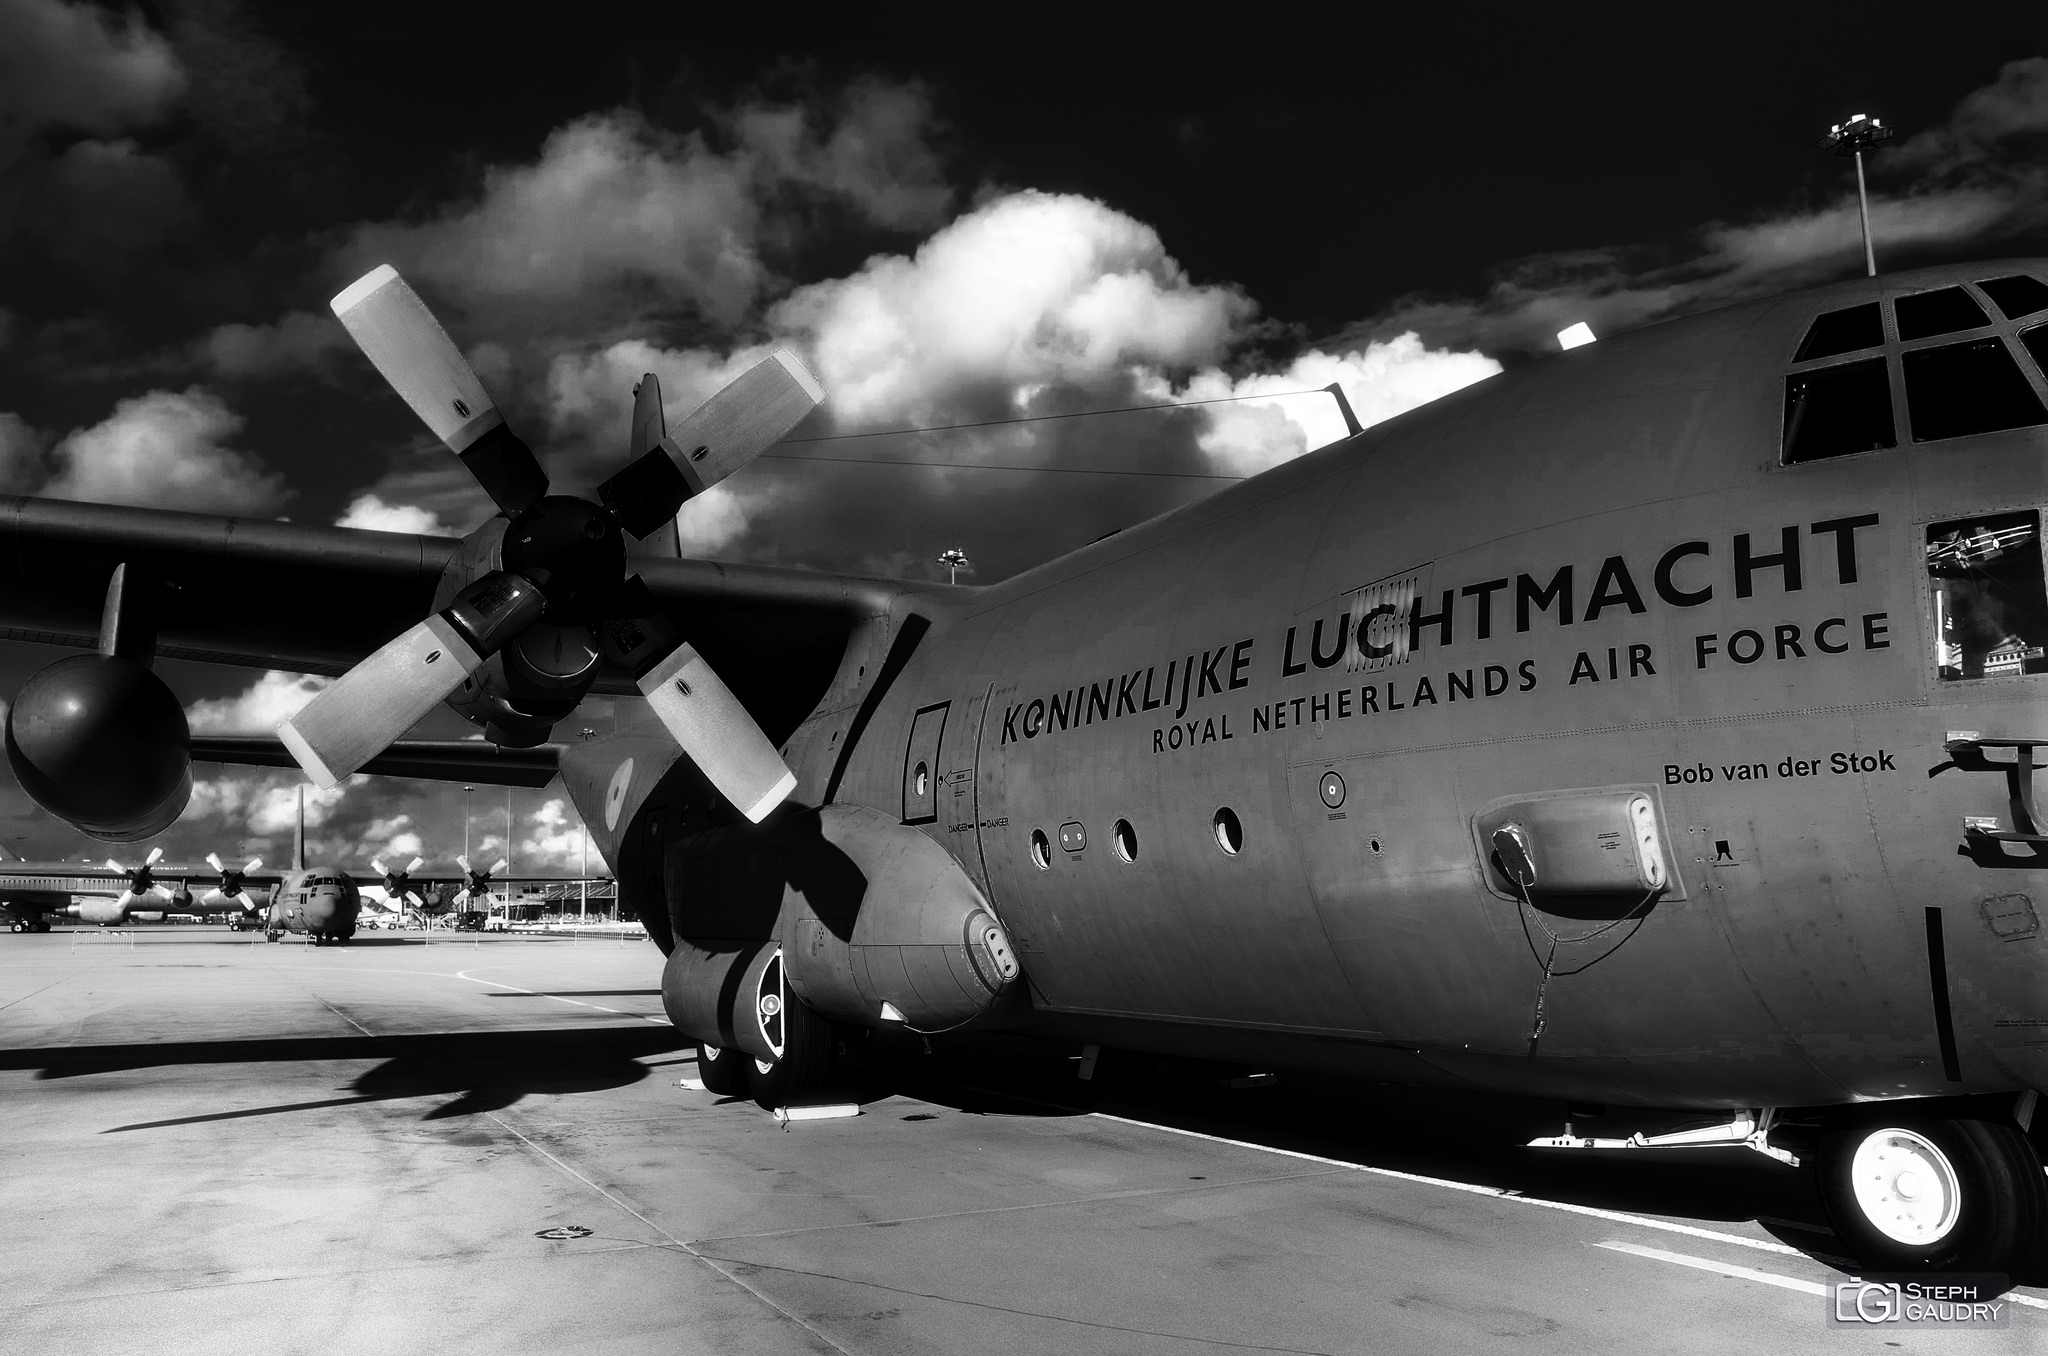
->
3, 258, 2048, 1278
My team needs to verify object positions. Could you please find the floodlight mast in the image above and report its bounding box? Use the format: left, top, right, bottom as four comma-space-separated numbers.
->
1816, 113, 1895, 278
936, 548, 971, 585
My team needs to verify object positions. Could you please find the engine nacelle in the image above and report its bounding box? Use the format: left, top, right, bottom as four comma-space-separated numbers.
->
70, 899, 130, 925
657, 805, 1022, 1049
6, 654, 191, 841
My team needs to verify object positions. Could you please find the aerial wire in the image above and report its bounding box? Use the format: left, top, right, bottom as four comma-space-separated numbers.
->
757, 388, 1341, 481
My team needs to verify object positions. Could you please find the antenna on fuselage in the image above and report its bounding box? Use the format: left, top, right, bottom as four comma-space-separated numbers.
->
294, 785, 305, 872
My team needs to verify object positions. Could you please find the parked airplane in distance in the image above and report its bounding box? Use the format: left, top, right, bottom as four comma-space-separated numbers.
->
4, 259, 2048, 1277
0, 847, 260, 930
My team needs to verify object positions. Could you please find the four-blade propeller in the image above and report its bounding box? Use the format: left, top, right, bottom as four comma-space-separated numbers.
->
105, 846, 166, 906
280, 265, 820, 823
453, 853, 509, 909
200, 852, 265, 914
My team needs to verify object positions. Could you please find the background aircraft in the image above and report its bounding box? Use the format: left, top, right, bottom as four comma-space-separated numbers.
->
0, 847, 265, 930
6, 258, 2048, 1282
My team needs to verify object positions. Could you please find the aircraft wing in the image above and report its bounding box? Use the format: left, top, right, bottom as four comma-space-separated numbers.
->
0, 863, 174, 892
0, 497, 925, 703
190, 737, 562, 789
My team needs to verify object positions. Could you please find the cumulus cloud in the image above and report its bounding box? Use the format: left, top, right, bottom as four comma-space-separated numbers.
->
336, 494, 454, 536
519, 797, 590, 872
197, 310, 350, 380
773, 190, 1253, 426
43, 387, 287, 513
0, 136, 192, 263
1344, 56, 2048, 357
1144, 337, 1502, 477
0, 410, 44, 493
338, 86, 950, 345
726, 79, 951, 232
0, 0, 185, 147
185, 669, 330, 733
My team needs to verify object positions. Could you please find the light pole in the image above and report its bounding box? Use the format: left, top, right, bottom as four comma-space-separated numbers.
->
462, 785, 473, 861
937, 548, 971, 585
1817, 113, 1894, 278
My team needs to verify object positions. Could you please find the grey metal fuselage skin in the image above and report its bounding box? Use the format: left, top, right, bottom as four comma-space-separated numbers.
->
584, 259, 2048, 1114
266, 870, 360, 941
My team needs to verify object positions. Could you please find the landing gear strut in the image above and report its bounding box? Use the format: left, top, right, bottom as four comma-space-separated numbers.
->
1817, 1114, 2048, 1274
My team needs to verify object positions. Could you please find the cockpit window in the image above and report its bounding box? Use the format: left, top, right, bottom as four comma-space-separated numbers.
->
1894, 287, 1990, 341
1793, 303, 1884, 361
1927, 511, 2048, 680
1901, 338, 2047, 442
1782, 358, 1895, 463
1977, 275, 2048, 321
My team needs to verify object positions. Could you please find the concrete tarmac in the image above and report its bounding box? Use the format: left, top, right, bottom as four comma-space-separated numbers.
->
1, 927, 2042, 1354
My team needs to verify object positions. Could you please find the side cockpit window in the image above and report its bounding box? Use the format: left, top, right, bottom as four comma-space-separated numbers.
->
1794, 302, 1884, 361
1927, 511, 2048, 680
1784, 359, 1895, 463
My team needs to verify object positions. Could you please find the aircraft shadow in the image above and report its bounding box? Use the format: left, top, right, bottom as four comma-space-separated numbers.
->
830, 1032, 1878, 1272
0, 1026, 687, 1128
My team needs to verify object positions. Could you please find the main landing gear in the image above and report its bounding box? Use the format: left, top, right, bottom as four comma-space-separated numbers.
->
1816, 1111, 2048, 1275
9, 919, 52, 933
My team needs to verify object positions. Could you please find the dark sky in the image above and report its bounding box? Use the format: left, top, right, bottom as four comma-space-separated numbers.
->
0, 0, 2044, 869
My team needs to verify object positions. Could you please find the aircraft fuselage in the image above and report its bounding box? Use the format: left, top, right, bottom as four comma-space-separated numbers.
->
265, 869, 361, 944
583, 259, 2048, 1117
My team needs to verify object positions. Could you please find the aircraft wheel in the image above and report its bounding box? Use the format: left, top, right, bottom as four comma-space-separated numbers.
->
745, 993, 836, 1108
1818, 1116, 2048, 1274
696, 1042, 747, 1096
9, 922, 19, 933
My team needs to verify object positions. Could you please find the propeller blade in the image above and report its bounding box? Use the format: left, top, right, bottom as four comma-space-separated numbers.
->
245, 857, 263, 874
456, 854, 471, 874
597, 350, 823, 539
371, 858, 387, 876
145, 846, 163, 866
104, 858, 123, 873
330, 265, 549, 515
280, 617, 482, 789
637, 643, 796, 823
206, 851, 225, 873
406, 855, 424, 874
277, 571, 547, 789
630, 372, 666, 458
490, 857, 508, 876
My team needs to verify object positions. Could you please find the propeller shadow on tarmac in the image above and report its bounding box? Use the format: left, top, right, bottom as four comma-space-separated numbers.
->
0, 1026, 687, 1129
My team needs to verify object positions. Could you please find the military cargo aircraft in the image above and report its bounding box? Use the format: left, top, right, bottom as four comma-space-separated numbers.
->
0, 847, 262, 930
3, 259, 2047, 1276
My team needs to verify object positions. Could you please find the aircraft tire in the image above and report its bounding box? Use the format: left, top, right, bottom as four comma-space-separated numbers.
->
744, 995, 836, 1108
696, 1042, 747, 1096
1818, 1117, 2048, 1275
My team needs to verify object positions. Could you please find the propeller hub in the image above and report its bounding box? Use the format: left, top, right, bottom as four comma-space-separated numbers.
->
501, 497, 625, 625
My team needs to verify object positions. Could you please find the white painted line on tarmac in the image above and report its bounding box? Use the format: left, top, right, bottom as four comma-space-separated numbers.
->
453, 967, 670, 1024
1095, 1112, 2048, 1312
1084, 1112, 1807, 1257
1593, 1240, 1826, 1296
